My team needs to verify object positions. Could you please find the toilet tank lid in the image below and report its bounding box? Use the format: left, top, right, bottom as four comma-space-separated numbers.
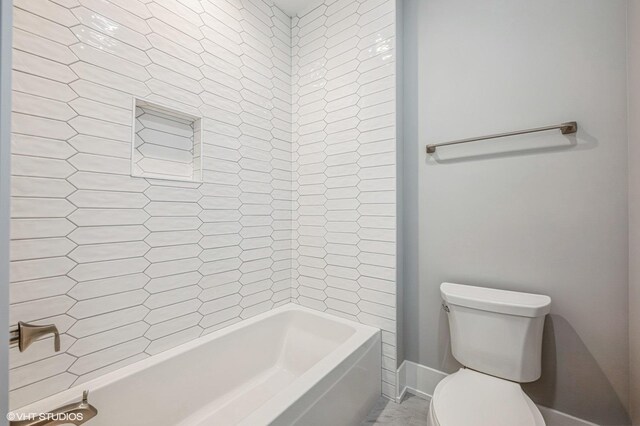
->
441, 282, 551, 317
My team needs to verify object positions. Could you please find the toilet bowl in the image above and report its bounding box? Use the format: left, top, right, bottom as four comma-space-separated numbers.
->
430, 282, 551, 426
426, 368, 545, 426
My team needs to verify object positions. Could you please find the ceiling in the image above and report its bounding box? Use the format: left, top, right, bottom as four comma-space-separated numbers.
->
273, 0, 320, 17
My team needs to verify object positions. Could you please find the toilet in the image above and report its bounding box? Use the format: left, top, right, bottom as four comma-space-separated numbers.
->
427, 282, 551, 426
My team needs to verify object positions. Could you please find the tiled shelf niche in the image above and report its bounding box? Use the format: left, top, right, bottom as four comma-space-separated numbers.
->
131, 98, 203, 182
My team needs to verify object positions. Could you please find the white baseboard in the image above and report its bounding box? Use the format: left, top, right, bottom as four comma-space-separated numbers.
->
396, 361, 599, 426
396, 360, 445, 402
536, 405, 599, 426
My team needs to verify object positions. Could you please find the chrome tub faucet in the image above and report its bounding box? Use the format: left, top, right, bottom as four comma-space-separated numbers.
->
9, 390, 98, 426
9, 321, 60, 353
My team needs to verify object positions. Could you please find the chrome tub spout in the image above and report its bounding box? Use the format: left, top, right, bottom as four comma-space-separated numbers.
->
9, 390, 98, 426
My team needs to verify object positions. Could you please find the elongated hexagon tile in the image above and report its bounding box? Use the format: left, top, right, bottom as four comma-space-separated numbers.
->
68, 337, 151, 376
69, 273, 150, 300
68, 225, 150, 245
67, 322, 150, 357
291, 0, 397, 398
10, 238, 76, 261
9, 334, 77, 370
10, 257, 77, 283
9, 0, 397, 408
68, 209, 150, 227
10, 276, 76, 305
67, 305, 150, 339
68, 258, 151, 282
10, 295, 76, 325
67, 289, 149, 319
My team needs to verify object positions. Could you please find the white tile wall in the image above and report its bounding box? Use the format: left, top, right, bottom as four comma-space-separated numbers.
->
10, 0, 292, 409
291, 0, 398, 398
9, 0, 397, 408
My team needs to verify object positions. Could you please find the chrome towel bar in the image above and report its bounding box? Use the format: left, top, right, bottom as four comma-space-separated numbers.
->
426, 121, 578, 154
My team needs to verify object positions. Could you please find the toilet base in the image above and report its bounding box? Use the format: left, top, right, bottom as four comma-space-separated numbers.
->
427, 399, 437, 426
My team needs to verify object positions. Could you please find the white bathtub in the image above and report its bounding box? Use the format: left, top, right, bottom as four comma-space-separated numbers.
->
13, 304, 381, 425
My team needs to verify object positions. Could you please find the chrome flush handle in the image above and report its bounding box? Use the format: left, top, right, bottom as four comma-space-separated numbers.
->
10, 322, 60, 352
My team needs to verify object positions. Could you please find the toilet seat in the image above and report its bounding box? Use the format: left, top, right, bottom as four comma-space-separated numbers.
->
429, 368, 545, 426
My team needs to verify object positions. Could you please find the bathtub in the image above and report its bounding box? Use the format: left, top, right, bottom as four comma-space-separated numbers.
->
12, 304, 381, 425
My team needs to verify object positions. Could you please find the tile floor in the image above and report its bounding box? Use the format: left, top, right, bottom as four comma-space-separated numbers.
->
362, 393, 430, 425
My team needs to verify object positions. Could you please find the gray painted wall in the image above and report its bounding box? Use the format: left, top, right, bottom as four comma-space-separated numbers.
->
401, 0, 630, 424
395, 0, 405, 367
628, 0, 640, 422
0, 0, 11, 423
399, 0, 418, 371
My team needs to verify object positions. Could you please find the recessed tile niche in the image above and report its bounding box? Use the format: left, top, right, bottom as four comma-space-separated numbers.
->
131, 98, 203, 182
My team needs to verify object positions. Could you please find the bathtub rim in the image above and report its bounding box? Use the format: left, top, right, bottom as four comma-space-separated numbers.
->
10, 303, 380, 419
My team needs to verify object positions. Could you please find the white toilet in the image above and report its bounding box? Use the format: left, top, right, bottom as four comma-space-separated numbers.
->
427, 282, 551, 426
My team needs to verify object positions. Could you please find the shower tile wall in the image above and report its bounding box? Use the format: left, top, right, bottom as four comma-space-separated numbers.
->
291, 0, 398, 398
9, 0, 292, 408
9, 0, 397, 409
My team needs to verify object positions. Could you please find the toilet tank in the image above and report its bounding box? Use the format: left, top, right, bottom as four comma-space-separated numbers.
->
441, 282, 551, 383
